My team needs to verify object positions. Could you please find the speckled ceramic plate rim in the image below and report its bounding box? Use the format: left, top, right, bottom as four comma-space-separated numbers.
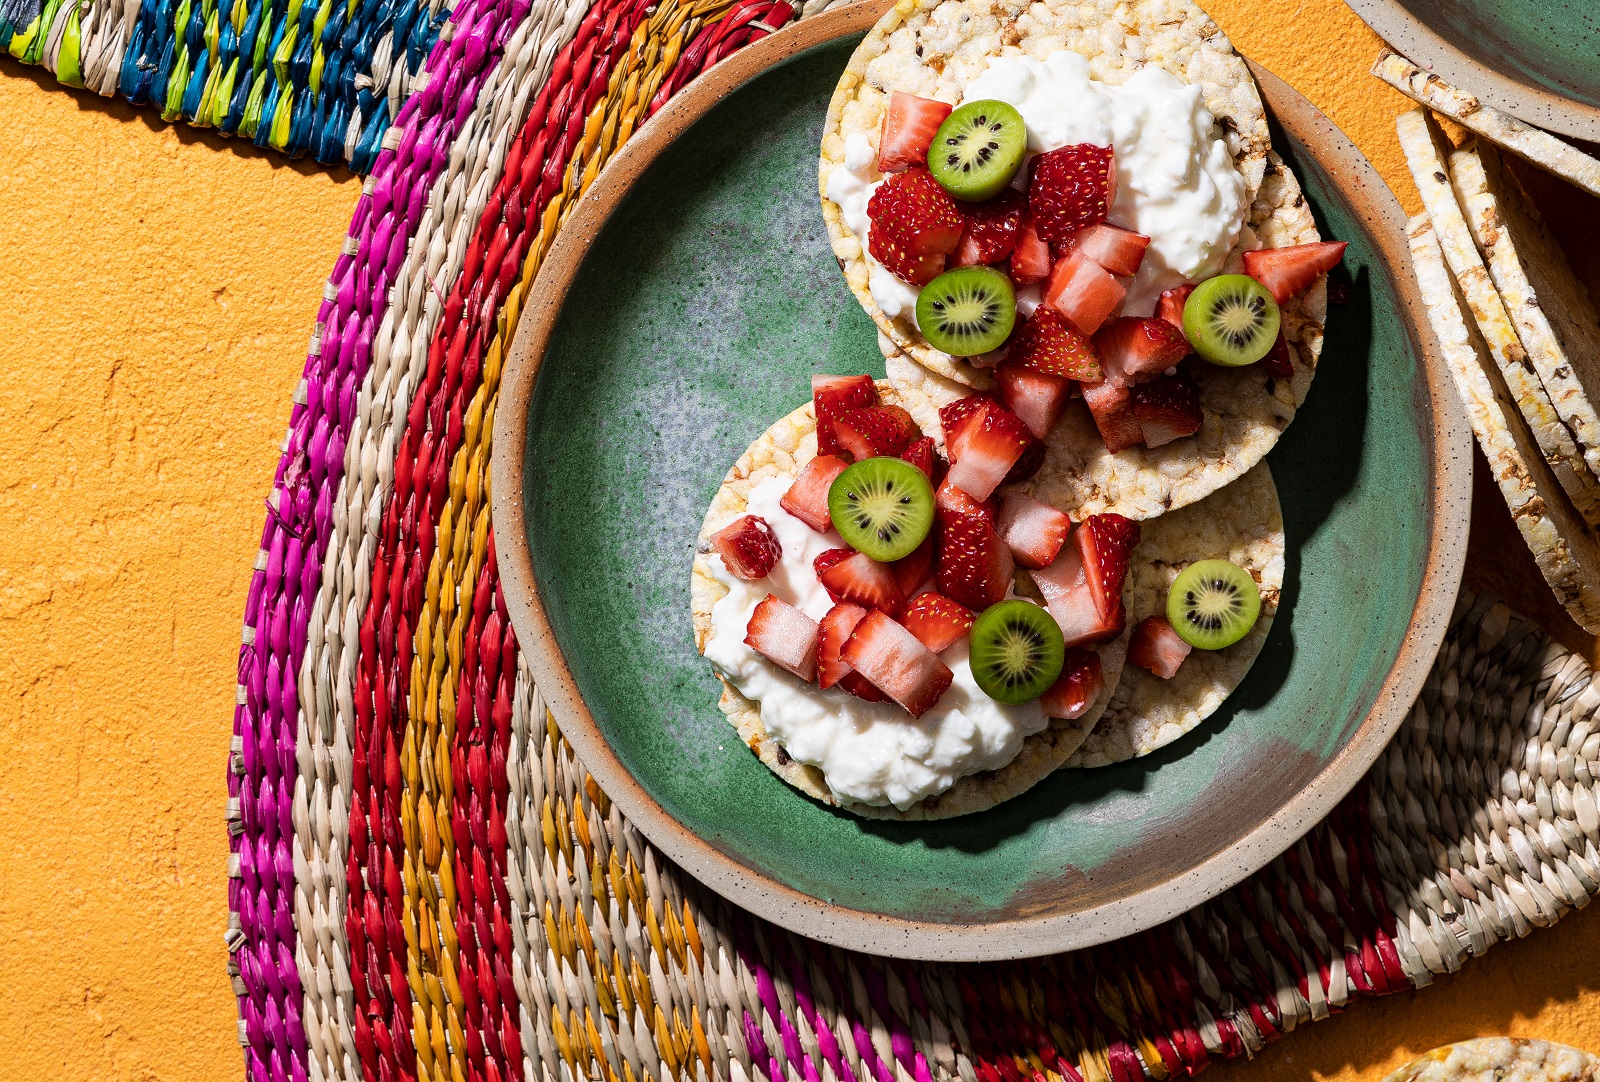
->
1346, 0, 1600, 143
490, 0, 1472, 960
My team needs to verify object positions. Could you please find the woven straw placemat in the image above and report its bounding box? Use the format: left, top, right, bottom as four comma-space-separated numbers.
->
212, 1, 1600, 1079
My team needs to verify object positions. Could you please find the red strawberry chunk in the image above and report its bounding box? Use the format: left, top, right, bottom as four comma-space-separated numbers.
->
867, 168, 964, 285
1131, 374, 1203, 448
1077, 513, 1141, 621
1081, 380, 1144, 453
1005, 439, 1047, 485
1094, 317, 1191, 386
834, 404, 919, 461
1039, 648, 1104, 719
1241, 240, 1348, 303
1045, 251, 1126, 336
1032, 542, 1125, 648
817, 602, 871, 689
1028, 144, 1116, 246
996, 363, 1074, 440
818, 551, 904, 614
712, 515, 781, 579
780, 455, 849, 532
745, 595, 819, 682
1009, 306, 1102, 383
1261, 331, 1296, 379
839, 671, 891, 702
954, 190, 1026, 267
813, 547, 855, 602
1010, 217, 1052, 285
1057, 223, 1150, 278
813, 374, 878, 457
939, 393, 995, 459
841, 610, 955, 717
899, 591, 976, 653
1156, 285, 1193, 329
944, 402, 1033, 502
890, 538, 933, 599
996, 491, 1072, 570
935, 475, 997, 527
936, 513, 1014, 611
878, 92, 952, 173
1129, 615, 1191, 679
900, 435, 936, 480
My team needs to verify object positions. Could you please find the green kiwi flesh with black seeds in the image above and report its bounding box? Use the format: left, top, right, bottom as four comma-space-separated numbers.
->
916, 266, 1016, 356
969, 600, 1066, 704
1183, 274, 1281, 367
827, 457, 935, 562
1166, 559, 1261, 650
928, 99, 1028, 200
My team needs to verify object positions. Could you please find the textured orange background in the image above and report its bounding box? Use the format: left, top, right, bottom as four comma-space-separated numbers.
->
1, 0, 1597, 1079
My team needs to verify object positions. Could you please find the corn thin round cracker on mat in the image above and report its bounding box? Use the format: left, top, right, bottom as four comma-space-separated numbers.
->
690, 389, 1128, 820
1381, 1039, 1600, 1082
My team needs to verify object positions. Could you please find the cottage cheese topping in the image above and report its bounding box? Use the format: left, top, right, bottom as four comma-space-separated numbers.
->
827, 50, 1248, 320
704, 475, 1046, 810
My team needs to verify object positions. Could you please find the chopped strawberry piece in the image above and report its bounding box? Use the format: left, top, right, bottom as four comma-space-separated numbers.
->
780, 455, 849, 532
1009, 306, 1102, 382
1156, 285, 1194, 329
898, 591, 976, 653
712, 515, 782, 579
841, 610, 955, 717
744, 595, 819, 682
839, 671, 891, 702
1028, 144, 1116, 246
877, 92, 952, 174
1129, 616, 1191, 679
1131, 374, 1203, 448
996, 491, 1072, 570
1057, 223, 1150, 277
996, 362, 1074, 440
939, 393, 995, 460
1077, 513, 1141, 621
1261, 331, 1296, 379
900, 436, 936, 480
1032, 543, 1125, 648
890, 538, 934, 599
867, 168, 964, 284
1044, 251, 1126, 336
944, 402, 1034, 502
834, 404, 919, 460
813, 547, 855, 602
1241, 240, 1348, 303
935, 514, 1014, 611
817, 602, 871, 689
1081, 380, 1144, 453
1010, 217, 1052, 285
1039, 648, 1104, 719
818, 551, 904, 614
1005, 439, 1046, 485
1094, 317, 1191, 386
813, 374, 878, 457
954, 190, 1026, 267
935, 475, 997, 527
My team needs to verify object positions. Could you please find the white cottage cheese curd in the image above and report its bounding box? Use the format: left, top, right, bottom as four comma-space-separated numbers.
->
704, 474, 1047, 810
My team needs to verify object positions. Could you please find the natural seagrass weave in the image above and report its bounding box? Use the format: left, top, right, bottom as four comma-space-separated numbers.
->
212, 1, 1600, 1079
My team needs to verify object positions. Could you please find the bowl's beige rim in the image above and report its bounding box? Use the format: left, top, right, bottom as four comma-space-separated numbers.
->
1346, 0, 1600, 143
490, 0, 1472, 961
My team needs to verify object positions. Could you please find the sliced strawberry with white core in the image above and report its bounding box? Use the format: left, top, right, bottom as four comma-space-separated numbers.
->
1077, 513, 1141, 621
1129, 615, 1191, 679
996, 491, 1072, 570
780, 455, 849, 532
935, 513, 1014, 611
890, 539, 934, 599
812, 374, 878, 457
1081, 380, 1144, 453
1010, 218, 1052, 285
1032, 542, 1125, 648
840, 610, 955, 717
1039, 648, 1104, 719
1044, 251, 1126, 337
996, 362, 1073, 439
867, 168, 964, 285
935, 475, 996, 527
954, 190, 1026, 267
1241, 240, 1348, 303
898, 591, 976, 653
818, 551, 904, 614
1028, 144, 1116, 246
877, 93, 952, 174
1057, 223, 1150, 278
816, 602, 870, 689
1156, 285, 1194, 329
900, 436, 936, 480
833, 404, 919, 460
813, 547, 855, 604
1131, 374, 1203, 448
711, 515, 781, 579
745, 595, 819, 682
938, 393, 993, 461
1094, 317, 1191, 386
944, 402, 1033, 502
1008, 306, 1102, 382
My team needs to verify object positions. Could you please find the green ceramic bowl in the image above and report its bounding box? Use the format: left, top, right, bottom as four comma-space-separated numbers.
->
491, 4, 1470, 959
1348, 0, 1600, 142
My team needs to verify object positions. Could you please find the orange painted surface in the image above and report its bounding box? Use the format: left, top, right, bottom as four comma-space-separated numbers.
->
0, 0, 1597, 1079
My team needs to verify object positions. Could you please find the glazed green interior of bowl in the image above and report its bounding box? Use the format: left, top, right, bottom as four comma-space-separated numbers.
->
520, 36, 1430, 923
1392, 0, 1600, 110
